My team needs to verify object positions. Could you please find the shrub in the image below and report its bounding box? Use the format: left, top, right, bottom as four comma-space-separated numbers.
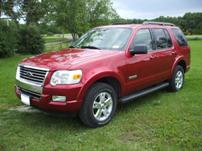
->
18, 25, 44, 54
0, 20, 18, 58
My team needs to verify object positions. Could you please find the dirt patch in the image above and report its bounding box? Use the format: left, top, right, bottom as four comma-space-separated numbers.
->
119, 132, 141, 143
9, 105, 41, 113
8, 105, 76, 118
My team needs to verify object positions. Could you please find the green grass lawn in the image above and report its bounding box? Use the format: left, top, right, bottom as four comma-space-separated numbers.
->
186, 35, 202, 40
43, 34, 72, 43
43, 37, 66, 43
45, 43, 68, 52
0, 41, 202, 151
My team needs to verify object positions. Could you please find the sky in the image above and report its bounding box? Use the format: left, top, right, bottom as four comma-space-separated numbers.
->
113, 0, 202, 19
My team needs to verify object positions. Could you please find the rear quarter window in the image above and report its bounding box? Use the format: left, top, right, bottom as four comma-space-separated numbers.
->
172, 28, 188, 46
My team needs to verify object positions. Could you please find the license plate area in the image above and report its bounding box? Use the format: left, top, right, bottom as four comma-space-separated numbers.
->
21, 93, 30, 105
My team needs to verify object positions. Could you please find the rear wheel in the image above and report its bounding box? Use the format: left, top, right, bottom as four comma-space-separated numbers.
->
169, 65, 184, 92
79, 82, 117, 128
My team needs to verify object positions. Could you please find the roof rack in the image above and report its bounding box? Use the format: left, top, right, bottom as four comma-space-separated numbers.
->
143, 21, 175, 26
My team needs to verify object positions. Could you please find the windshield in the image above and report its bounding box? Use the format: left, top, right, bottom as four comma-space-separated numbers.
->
72, 27, 132, 50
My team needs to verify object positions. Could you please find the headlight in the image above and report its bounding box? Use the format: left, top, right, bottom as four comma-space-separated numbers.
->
16, 66, 20, 80
50, 70, 82, 86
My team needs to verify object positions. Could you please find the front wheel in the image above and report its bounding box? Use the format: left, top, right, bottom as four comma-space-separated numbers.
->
169, 65, 185, 92
79, 83, 117, 128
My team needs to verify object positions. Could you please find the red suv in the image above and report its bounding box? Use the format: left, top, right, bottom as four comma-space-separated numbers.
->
15, 22, 190, 127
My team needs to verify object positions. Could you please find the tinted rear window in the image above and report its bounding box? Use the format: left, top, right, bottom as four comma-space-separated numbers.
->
172, 28, 188, 46
151, 28, 173, 50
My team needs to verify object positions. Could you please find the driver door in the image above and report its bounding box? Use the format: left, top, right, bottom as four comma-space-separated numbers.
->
125, 28, 160, 94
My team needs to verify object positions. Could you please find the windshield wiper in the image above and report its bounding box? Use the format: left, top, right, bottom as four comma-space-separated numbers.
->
81, 46, 100, 50
69, 45, 76, 48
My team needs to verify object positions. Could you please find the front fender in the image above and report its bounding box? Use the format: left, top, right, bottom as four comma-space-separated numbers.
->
77, 70, 124, 103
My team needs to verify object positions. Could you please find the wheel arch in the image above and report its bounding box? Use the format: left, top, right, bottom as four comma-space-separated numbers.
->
171, 57, 187, 76
77, 72, 124, 104
96, 77, 121, 97
177, 60, 186, 72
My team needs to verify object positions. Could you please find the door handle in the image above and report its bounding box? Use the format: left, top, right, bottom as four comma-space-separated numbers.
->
150, 55, 156, 60
171, 51, 176, 55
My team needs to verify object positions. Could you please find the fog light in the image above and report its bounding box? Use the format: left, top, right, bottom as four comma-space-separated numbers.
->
52, 96, 66, 102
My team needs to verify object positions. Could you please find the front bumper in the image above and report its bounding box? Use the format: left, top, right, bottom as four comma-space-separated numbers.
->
15, 79, 83, 112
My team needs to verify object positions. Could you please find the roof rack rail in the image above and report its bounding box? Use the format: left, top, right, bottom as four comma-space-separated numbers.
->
143, 21, 175, 26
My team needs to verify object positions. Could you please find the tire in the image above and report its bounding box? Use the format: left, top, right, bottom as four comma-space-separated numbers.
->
169, 65, 185, 92
79, 82, 117, 128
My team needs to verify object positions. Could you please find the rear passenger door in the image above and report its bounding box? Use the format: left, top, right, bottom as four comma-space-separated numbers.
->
149, 28, 176, 82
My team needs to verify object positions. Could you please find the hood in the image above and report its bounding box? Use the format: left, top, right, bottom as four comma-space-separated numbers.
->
20, 48, 114, 70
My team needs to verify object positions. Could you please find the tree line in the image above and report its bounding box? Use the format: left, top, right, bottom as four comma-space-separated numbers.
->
0, 0, 202, 58
113, 12, 202, 35
0, 1, 201, 37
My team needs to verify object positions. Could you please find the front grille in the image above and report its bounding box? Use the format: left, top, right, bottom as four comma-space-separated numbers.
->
19, 65, 48, 85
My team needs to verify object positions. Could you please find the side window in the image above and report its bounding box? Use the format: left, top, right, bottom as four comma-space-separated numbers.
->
172, 28, 188, 46
152, 28, 171, 50
132, 29, 153, 51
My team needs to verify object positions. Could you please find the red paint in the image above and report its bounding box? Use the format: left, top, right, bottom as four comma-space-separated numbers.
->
16, 24, 190, 112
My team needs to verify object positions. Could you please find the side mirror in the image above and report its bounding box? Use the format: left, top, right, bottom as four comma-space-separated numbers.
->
130, 45, 148, 55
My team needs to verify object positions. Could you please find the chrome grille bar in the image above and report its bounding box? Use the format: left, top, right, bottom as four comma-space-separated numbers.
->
20, 72, 44, 80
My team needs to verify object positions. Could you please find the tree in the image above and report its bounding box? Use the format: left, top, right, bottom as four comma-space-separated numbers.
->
1, 0, 49, 25
52, 0, 118, 40
54, 0, 87, 40
86, 0, 118, 28
22, 0, 48, 25
0, 0, 2, 17
2, 0, 23, 24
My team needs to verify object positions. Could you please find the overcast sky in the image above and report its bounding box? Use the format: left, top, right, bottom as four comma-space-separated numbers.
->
113, 0, 202, 19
